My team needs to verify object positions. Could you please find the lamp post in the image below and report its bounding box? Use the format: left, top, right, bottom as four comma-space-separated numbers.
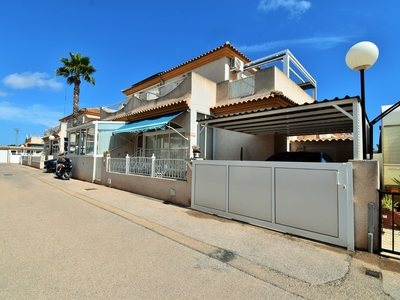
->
345, 41, 379, 159
49, 135, 55, 156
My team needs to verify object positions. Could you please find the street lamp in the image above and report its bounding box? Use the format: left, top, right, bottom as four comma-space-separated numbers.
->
345, 41, 379, 159
49, 135, 55, 156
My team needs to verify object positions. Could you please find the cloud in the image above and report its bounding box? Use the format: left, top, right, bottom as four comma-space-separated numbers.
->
258, 0, 311, 17
0, 101, 63, 127
3, 72, 63, 90
238, 36, 352, 53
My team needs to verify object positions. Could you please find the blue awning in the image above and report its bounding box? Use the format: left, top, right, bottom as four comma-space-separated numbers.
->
112, 112, 183, 135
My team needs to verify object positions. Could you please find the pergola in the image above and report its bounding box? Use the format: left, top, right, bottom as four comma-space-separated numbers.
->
198, 97, 365, 160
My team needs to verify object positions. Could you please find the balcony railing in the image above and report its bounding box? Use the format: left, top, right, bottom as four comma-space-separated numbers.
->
107, 155, 188, 180
134, 76, 186, 101
228, 76, 255, 99
135, 148, 189, 160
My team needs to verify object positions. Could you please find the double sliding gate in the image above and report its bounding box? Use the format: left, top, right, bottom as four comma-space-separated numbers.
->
379, 189, 400, 256
192, 160, 354, 250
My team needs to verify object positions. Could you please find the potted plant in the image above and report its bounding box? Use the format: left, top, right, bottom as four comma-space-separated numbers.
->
381, 193, 400, 229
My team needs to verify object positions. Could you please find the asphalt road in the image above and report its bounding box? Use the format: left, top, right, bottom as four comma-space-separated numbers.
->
0, 164, 297, 299
1, 164, 399, 299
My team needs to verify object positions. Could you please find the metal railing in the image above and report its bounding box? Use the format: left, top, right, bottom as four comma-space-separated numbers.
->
107, 154, 188, 180
378, 189, 400, 256
135, 148, 189, 160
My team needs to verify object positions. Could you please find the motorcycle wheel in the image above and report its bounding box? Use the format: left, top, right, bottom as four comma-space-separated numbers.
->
62, 171, 71, 180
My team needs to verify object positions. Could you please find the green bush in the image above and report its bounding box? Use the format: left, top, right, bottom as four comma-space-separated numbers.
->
382, 194, 393, 211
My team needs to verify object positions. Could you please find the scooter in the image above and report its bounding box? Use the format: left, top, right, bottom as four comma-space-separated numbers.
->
55, 157, 72, 180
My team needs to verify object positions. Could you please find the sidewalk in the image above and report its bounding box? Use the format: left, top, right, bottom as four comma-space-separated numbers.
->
37, 169, 400, 299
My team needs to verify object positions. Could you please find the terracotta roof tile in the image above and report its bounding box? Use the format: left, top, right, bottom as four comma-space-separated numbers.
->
161, 41, 251, 75
105, 96, 189, 121
211, 90, 298, 116
213, 90, 298, 109
59, 107, 100, 121
123, 42, 251, 94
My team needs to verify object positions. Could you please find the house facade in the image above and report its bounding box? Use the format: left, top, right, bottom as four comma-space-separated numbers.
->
101, 42, 315, 162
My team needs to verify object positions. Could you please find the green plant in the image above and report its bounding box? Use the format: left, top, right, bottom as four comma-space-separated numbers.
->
381, 194, 400, 211
382, 194, 393, 211
392, 175, 400, 185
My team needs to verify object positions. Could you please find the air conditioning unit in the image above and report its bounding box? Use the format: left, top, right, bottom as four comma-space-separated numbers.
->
230, 57, 244, 72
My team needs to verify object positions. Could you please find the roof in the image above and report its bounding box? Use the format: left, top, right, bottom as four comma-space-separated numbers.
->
59, 107, 100, 121
198, 96, 359, 136
122, 41, 251, 96
104, 95, 189, 122
212, 90, 298, 116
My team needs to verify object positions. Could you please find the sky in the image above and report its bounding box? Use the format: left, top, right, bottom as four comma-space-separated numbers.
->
0, 0, 399, 146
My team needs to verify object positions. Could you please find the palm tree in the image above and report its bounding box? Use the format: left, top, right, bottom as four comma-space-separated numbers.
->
56, 52, 96, 122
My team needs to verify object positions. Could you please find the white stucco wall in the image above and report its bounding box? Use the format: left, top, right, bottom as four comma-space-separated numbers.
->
193, 57, 230, 83
69, 155, 95, 182
273, 67, 314, 104
381, 105, 400, 186
213, 128, 274, 161
188, 72, 217, 153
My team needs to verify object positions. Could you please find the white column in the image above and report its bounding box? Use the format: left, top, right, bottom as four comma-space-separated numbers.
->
353, 101, 363, 160
189, 110, 198, 158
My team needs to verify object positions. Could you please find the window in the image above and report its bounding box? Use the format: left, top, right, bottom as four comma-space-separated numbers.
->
143, 130, 188, 159
383, 126, 400, 164
79, 129, 86, 155
86, 127, 95, 155
69, 132, 77, 154
68, 127, 95, 155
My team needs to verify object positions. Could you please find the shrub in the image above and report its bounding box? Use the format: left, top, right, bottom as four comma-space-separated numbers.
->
382, 194, 394, 211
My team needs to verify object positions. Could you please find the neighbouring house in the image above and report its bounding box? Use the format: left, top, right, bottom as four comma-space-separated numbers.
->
42, 123, 67, 158
381, 104, 400, 190
61, 107, 129, 183
22, 136, 44, 154
289, 133, 353, 162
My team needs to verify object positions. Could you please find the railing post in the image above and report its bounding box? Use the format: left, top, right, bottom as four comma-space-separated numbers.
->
125, 154, 130, 174
151, 154, 156, 177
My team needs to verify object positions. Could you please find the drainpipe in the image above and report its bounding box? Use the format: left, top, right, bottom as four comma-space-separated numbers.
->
368, 202, 375, 253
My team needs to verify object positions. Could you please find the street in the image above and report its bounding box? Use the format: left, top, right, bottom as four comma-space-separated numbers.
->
0, 164, 399, 299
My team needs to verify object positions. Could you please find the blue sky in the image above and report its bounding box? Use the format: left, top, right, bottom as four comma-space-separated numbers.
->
0, 0, 399, 146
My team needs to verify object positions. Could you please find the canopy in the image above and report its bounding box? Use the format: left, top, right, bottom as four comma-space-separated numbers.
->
112, 112, 183, 135
198, 98, 358, 136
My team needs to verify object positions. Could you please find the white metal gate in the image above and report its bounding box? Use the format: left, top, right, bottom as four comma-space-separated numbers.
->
0, 150, 7, 163
10, 154, 21, 164
191, 160, 354, 250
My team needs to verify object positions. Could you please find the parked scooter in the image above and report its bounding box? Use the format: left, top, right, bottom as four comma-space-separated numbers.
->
55, 157, 72, 180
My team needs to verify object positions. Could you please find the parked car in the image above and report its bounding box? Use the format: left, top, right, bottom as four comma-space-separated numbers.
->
44, 158, 57, 172
265, 151, 333, 162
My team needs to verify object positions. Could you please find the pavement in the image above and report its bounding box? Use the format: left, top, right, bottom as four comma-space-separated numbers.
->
7, 165, 400, 298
